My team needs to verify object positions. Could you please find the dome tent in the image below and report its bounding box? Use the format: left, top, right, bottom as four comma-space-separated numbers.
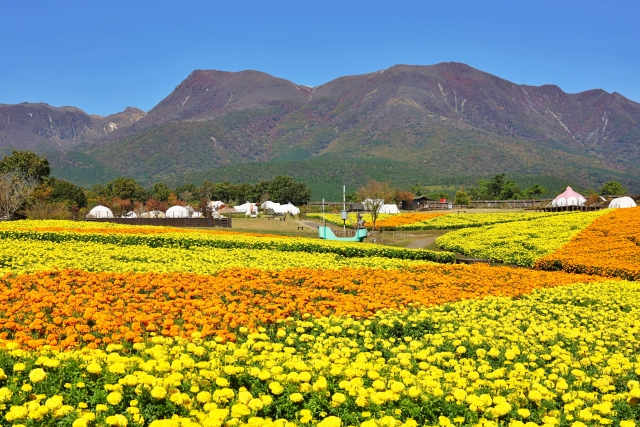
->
379, 204, 400, 214
122, 212, 137, 218
87, 205, 113, 218
165, 206, 190, 218
609, 196, 637, 209
235, 202, 258, 216
281, 202, 300, 215
552, 186, 586, 207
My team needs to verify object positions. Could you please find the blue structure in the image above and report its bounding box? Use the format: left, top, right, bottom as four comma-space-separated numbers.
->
318, 226, 368, 242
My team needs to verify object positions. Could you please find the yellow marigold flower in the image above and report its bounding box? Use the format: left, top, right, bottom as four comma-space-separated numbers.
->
96, 404, 108, 412
107, 392, 123, 405
28, 368, 47, 383
248, 398, 264, 412
317, 416, 342, 427
197, 391, 212, 403
372, 379, 386, 390
312, 376, 327, 391
517, 409, 531, 418
105, 414, 128, 426
151, 386, 167, 399
570, 422, 588, 427
355, 395, 368, 407
13, 362, 26, 372
528, 389, 542, 403
73, 418, 88, 427
331, 392, 346, 405
456, 346, 466, 354
290, 393, 304, 403
76, 382, 86, 388
620, 421, 636, 427
109, 363, 126, 374
0, 387, 13, 402
269, 382, 284, 395
453, 389, 467, 401
215, 377, 229, 387
86, 363, 102, 374
230, 403, 251, 418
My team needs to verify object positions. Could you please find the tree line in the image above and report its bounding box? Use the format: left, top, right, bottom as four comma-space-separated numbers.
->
0, 151, 311, 219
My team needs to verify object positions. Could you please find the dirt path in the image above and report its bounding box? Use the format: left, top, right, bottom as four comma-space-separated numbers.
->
406, 238, 437, 249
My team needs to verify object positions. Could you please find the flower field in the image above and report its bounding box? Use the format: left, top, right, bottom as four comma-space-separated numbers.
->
1, 218, 639, 427
307, 212, 578, 232
436, 211, 610, 266
535, 207, 640, 280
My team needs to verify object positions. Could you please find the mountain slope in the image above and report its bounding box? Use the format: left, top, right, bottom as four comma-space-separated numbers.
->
0, 103, 145, 151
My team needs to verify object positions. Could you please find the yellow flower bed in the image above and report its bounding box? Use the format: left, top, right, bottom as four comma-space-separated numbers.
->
396, 212, 575, 230
0, 238, 436, 275
436, 210, 610, 266
1, 280, 639, 427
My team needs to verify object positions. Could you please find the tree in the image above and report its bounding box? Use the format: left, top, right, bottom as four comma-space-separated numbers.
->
394, 190, 415, 208
356, 180, 395, 231
453, 188, 471, 206
106, 178, 147, 202
499, 180, 522, 200
267, 176, 311, 205
600, 181, 627, 196
0, 150, 50, 183
175, 183, 199, 200
151, 183, 172, 201
0, 172, 38, 219
246, 180, 270, 203
199, 180, 217, 201
48, 178, 87, 208
523, 184, 548, 198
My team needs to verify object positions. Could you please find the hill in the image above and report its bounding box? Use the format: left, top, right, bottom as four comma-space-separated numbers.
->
1, 63, 639, 193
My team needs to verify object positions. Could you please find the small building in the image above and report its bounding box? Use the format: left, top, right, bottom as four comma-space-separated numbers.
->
410, 196, 432, 210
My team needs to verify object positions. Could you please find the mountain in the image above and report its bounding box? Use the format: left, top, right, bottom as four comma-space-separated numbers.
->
2, 63, 639, 193
0, 103, 145, 152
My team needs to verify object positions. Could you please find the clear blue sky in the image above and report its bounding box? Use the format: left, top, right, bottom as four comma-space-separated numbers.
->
1, 0, 638, 116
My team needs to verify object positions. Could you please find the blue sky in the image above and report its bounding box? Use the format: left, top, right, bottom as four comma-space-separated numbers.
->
1, 0, 638, 116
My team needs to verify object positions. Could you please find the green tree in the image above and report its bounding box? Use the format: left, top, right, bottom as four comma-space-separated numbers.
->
267, 176, 311, 205
453, 188, 471, 206
499, 180, 522, 200
48, 178, 88, 208
246, 180, 271, 203
199, 180, 217, 200
151, 183, 172, 201
600, 181, 627, 196
0, 150, 50, 183
175, 183, 199, 200
105, 178, 148, 202
523, 184, 548, 198
212, 182, 235, 203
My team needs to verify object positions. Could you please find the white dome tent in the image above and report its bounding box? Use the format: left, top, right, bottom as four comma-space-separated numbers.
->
165, 206, 190, 218
379, 204, 400, 214
235, 202, 258, 216
87, 205, 113, 218
609, 196, 637, 209
280, 202, 300, 215
552, 186, 586, 207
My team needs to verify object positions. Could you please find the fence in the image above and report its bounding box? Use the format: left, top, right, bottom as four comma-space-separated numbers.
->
89, 217, 232, 228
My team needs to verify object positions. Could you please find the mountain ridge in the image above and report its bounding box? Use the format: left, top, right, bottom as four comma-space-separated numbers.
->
1, 62, 639, 192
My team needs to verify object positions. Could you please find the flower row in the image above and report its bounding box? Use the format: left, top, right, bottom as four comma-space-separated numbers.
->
0, 280, 638, 427
436, 210, 610, 266
535, 207, 640, 280
0, 265, 601, 349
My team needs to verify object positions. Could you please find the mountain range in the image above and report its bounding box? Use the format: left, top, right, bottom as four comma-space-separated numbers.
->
1, 62, 639, 197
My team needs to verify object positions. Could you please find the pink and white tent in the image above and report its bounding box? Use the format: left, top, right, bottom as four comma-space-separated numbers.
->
551, 186, 586, 207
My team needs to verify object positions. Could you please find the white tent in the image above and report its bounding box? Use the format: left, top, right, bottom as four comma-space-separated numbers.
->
235, 202, 258, 216
552, 186, 586, 207
609, 196, 637, 209
165, 206, 190, 218
379, 204, 400, 214
122, 212, 137, 218
261, 201, 279, 210
87, 205, 113, 218
280, 202, 300, 215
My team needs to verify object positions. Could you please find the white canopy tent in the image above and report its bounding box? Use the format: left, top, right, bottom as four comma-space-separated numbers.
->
87, 205, 113, 218
552, 186, 586, 207
609, 196, 637, 209
141, 210, 166, 218
122, 212, 137, 219
165, 206, 190, 218
208, 201, 225, 210
378, 204, 400, 214
235, 202, 258, 216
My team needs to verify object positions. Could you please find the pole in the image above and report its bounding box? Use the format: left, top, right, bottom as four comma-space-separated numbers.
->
343, 185, 346, 233
322, 198, 326, 237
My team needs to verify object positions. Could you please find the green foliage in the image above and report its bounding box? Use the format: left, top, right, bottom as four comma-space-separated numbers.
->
151, 183, 172, 201
267, 176, 312, 205
600, 181, 627, 196
48, 178, 88, 208
105, 178, 148, 202
453, 189, 471, 206
0, 150, 50, 183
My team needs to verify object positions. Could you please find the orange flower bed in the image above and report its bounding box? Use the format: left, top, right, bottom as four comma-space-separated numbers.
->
0, 265, 603, 349
371, 212, 447, 229
534, 207, 640, 280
